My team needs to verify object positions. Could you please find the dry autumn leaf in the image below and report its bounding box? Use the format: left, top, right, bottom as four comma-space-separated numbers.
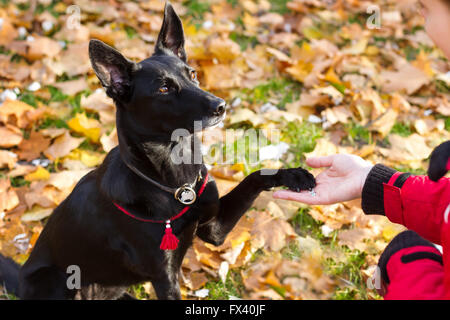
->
17, 130, 51, 161
44, 131, 84, 160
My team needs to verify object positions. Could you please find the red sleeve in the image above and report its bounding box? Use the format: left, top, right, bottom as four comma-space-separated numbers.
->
384, 245, 445, 300
383, 174, 450, 244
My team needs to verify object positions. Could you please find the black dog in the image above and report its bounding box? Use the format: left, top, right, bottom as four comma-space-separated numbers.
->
0, 3, 315, 299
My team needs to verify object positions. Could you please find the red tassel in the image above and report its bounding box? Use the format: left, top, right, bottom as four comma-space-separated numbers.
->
160, 222, 179, 250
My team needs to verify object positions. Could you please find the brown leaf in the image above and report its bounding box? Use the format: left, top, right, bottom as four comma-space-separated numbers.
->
202, 63, 241, 90
0, 15, 18, 46
248, 210, 296, 252
0, 179, 19, 213
9, 36, 62, 61
380, 63, 430, 94
44, 131, 84, 160
0, 150, 17, 169
0, 99, 35, 129
0, 125, 23, 148
17, 130, 51, 161
382, 133, 433, 163
52, 79, 88, 96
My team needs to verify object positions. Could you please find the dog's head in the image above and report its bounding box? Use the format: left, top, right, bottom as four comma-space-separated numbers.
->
88, 2, 226, 140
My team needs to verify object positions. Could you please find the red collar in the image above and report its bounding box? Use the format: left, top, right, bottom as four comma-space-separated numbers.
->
113, 172, 209, 250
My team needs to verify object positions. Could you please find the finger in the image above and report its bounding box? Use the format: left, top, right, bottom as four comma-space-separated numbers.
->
306, 155, 334, 168
273, 190, 323, 205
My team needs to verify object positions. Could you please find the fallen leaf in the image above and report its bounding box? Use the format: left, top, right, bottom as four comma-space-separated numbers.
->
67, 113, 102, 143
17, 130, 51, 161
248, 210, 296, 252
24, 166, 50, 182
21, 207, 53, 222
381, 63, 430, 94
0, 99, 35, 128
44, 131, 84, 160
0, 125, 23, 148
0, 179, 19, 213
0, 150, 17, 169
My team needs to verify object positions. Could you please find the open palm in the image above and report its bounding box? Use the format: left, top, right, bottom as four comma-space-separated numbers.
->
273, 154, 374, 205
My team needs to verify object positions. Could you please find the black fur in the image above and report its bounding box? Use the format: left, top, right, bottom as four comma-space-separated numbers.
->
0, 3, 315, 300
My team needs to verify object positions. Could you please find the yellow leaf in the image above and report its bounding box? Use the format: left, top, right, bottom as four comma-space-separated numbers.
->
263, 270, 282, 288
412, 50, 434, 77
382, 225, 401, 242
342, 38, 368, 55
323, 67, 343, 85
365, 45, 379, 56
231, 163, 245, 172
286, 60, 313, 83
79, 150, 105, 167
68, 113, 101, 143
230, 230, 251, 249
25, 166, 50, 181
302, 26, 323, 40
67, 149, 104, 167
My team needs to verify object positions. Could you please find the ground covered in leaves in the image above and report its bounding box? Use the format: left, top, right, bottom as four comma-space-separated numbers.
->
0, 0, 449, 300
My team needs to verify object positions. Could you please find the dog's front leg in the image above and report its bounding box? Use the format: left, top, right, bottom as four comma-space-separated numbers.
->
197, 167, 315, 246
151, 271, 181, 300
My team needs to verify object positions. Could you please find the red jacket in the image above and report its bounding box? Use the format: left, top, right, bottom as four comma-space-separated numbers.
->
361, 165, 450, 299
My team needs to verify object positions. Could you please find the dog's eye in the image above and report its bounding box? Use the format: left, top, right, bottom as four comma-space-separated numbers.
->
190, 70, 197, 81
159, 86, 169, 93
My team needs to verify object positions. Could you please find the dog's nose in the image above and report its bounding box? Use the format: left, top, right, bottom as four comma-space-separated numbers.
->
213, 100, 226, 116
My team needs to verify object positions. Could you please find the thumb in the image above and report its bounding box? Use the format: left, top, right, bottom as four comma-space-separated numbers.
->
306, 155, 334, 168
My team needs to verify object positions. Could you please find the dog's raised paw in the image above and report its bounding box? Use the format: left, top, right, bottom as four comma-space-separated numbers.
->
278, 167, 316, 192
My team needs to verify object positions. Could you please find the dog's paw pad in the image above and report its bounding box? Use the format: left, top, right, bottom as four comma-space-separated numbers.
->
281, 167, 316, 192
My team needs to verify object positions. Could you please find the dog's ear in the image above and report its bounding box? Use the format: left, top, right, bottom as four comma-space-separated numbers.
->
89, 39, 138, 101
155, 2, 187, 62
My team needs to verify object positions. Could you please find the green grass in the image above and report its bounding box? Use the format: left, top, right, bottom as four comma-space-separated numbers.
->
345, 122, 372, 145
281, 240, 303, 260
229, 32, 259, 51
403, 46, 420, 61
204, 270, 245, 300
10, 176, 31, 188
393, 165, 427, 176
325, 248, 369, 300
390, 122, 413, 137
226, 0, 238, 7
435, 79, 450, 94
183, 0, 210, 21
269, 0, 290, 14
0, 45, 11, 55
444, 117, 450, 131
69, 90, 91, 116
124, 25, 138, 39
129, 284, 152, 300
221, 131, 269, 175
281, 120, 323, 168
38, 117, 69, 130
78, 139, 101, 151
283, 208, 372, 300
18, 92, 40, 108
240, 78, 303, 109
48, 86, 69, 103
290, 207, 324, 240
0, 290, 18, 300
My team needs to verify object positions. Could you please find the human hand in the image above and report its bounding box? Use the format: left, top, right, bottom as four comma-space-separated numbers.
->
273, 154, 374, 205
